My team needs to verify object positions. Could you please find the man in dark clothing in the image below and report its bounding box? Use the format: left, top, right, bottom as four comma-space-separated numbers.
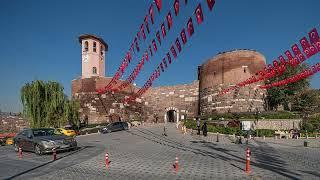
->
202, 121, 208, 137
196, 118, 200, 135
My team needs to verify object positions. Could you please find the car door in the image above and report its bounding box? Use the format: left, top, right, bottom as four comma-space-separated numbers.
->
112, 122, 121, 131
16, 130, 27, 150
24, 130, 35, 151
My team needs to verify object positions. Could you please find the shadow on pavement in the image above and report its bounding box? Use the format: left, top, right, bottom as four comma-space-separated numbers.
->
4, 145, 95, 180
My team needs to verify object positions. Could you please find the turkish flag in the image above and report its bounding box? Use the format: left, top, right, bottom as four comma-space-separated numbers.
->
160, 62, 164, 72
149, 45, 153, 56
300, 37, 317, 57
157, 66, 161, 77
278, 55, 287, 65
175, 38, 182, 52
144, 15, 150, 34
167, 52, 172, 64
152, 39, 157, 52
140, 24, 146, 40
187, 18, 194, 37
167, 11, 173, 30
134, 37, 140, 52
162, 58, 167, 68
195, 4, 204, 25
291, 44, 306, 62
285, 50, 293, 65
156, 31, 161, 45
161, 23, 166, 38
171, 45, 177, 58
137, 31, 141, 41
180, 28, 187, 44
309, 28, 320, 44
174, 0, 180, 16
206, 0, 215, 11
149, 5, 155, 24
145, 51, 149, 61
155, 0, 162, 12
127, 52, 132, 63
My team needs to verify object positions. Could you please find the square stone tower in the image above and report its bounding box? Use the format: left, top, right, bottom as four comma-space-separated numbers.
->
79, 34, 108, 78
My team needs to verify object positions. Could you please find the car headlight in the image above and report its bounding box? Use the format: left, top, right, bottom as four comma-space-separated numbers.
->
41, 140, 55, 147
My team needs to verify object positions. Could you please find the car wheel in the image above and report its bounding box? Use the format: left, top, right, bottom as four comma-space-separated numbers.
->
14, 142, 19, 152
35, 144, 42, 155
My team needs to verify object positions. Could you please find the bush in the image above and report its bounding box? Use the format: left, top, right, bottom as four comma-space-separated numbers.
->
202, 111, 300, 120
255, 129, 275, 137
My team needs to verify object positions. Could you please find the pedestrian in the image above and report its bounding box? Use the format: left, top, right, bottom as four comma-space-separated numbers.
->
196, 117, 200, 135
202, 121, 208, 137
162, 125, 167, 136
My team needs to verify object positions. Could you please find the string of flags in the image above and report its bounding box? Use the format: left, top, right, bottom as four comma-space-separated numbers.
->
125, 0, 216, 103
219, 27, 320, 95
115, 0, 200, 92
98, 0, 165, 93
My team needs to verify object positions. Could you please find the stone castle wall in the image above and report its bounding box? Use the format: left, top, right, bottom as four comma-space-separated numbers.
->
199, 50, 267, 115
142, 81, 199, 123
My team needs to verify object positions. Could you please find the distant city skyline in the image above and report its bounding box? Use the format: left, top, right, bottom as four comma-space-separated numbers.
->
0, 0, 320, 112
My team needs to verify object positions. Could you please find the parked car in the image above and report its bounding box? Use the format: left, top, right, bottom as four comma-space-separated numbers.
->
56, 128, 76, 137
13, 128, 77, 155
6, 137, 13, 145
101, 122, 129, 134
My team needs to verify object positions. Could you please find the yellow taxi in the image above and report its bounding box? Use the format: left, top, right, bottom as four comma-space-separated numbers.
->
56, 128, 76, 137
6, 137, 14, 145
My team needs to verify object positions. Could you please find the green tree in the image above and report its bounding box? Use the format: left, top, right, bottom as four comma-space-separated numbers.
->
266, 63, 310, 111
20, 80, 80, 128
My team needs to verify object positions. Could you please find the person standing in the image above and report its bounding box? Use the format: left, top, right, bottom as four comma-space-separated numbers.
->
196, 117, 201, 135
202, 121, 208, 137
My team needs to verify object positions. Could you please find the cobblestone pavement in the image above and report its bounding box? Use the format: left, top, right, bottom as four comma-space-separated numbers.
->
1, 124, 319, 179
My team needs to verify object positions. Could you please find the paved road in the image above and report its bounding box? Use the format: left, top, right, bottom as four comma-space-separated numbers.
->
0, 124, 319, 179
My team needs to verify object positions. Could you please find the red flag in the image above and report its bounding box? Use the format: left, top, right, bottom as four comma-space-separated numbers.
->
185, 0, 187, 5
149, 5, 155, 24
278, 55, 287, 65
161, 23, 167, 38
145, 51, 149, 61
134, 37, 140, 52
156, 31, 161, 45
174, 0, 180, 16
187, 18, 194, 37
180, 28, 187, 44
152, 39, 157, 52
144, 15, 150, 34
285, 50, 293, 65
149, 45, 153, 56
167, 53, 172, 64
309, 28, 320, 44
160, 62, 164, 72
137, 31, 141, 41
300, 37, 317, 58
130, 43, 134, 53
206, 0, 216, 11
155, 0, 162, 12
171, 45, 177, 58
291, 44, 305, 62
140, 24, 146, 40
127, 52, 132, 63
167, 11, 173, 30
162, 58, 167, 68
195, 4, 204, 25
175, 38, 182, 52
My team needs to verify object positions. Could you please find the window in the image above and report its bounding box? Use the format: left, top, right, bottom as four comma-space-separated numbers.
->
244, 68, 246, 73
93, 67, 97, 74
84, 41, 89, 52
93, 42, 97, 52
100, 45, 104, 56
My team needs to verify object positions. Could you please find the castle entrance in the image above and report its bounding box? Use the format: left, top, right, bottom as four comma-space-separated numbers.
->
164, 107, 179, 124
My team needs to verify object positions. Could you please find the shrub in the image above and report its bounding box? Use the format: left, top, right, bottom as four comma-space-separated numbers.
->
255, 129, 275, 137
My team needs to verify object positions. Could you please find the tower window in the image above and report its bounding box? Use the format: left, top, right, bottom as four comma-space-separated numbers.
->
244, 68, 246, 73
93, 67, 97, 74
93, 42, 97, 52
100, 45, 104, 56
84, 41, 88, 52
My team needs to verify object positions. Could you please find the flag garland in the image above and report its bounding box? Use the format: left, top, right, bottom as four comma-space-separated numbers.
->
219, 27, 320, 96
125, 1, 217, 103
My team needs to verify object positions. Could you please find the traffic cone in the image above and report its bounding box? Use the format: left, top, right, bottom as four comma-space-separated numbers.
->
53, 148, 57, 161
173, 156, 179, 173
18, 147, 22, 159
105, 152, 109, 168
245, 148, 251, 174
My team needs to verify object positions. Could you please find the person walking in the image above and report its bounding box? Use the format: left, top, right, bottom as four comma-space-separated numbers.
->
202, 121, 208, 137
196, 117, 201, 135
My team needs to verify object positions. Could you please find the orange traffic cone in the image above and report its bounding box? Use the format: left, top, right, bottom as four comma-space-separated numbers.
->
105, 152, 109, 168
245, 148, 251, 174
173, 156, 179, 173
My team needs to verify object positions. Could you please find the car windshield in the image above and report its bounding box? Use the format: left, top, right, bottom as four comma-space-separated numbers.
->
32, 129, 56, 136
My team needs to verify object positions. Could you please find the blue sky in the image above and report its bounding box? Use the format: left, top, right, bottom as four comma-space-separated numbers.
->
0, 0, 319, 112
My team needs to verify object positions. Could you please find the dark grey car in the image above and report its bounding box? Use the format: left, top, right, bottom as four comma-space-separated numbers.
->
13, 128, 77, 155
101, 122, 129, 134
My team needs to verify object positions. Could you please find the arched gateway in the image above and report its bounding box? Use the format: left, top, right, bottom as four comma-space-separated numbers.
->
164, 107, 179, 124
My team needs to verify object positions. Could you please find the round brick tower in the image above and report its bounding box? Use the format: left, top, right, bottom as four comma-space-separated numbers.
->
198, 49, 267, 115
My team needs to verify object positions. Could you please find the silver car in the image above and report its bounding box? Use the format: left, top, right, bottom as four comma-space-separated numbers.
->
13, 128, 77, 155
